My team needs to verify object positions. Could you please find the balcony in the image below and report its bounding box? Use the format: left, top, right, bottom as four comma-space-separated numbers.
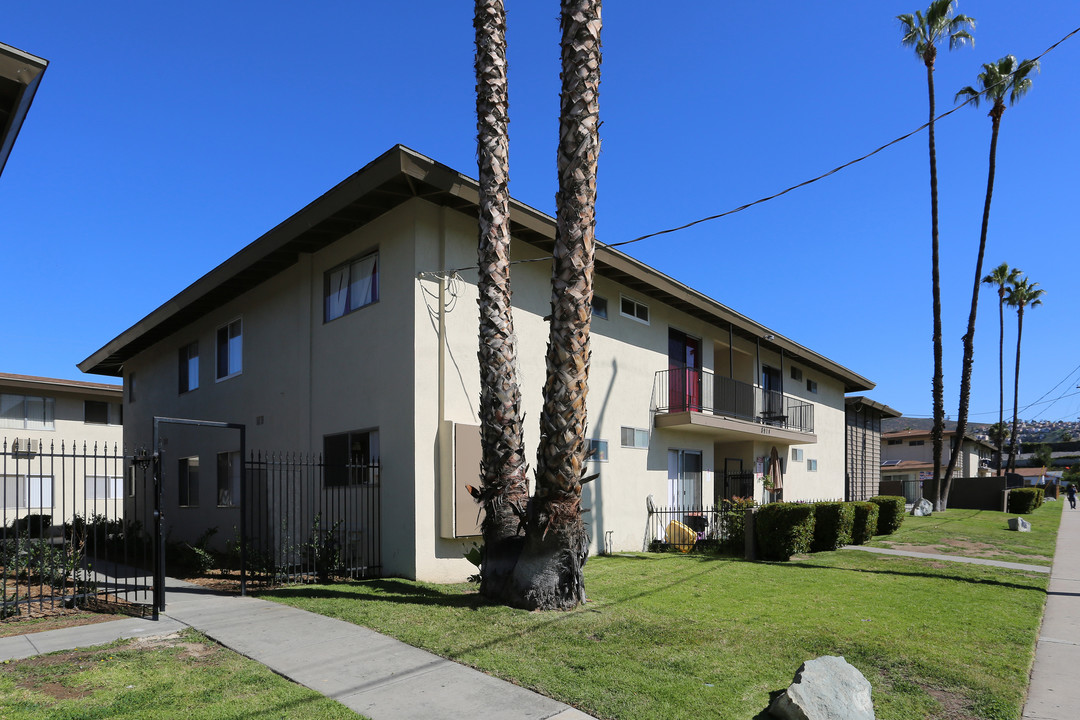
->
653, 368, 815, 441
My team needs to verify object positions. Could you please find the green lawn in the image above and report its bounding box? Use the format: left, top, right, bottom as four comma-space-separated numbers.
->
0, 628, 364, 719
260, 537, 1052, 720
866, 500, 1062, 566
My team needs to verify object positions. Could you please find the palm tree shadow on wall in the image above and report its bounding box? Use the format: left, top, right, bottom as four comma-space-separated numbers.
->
582, 358, 617, 555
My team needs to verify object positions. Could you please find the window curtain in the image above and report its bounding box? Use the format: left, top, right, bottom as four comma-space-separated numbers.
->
349, 255, 377, 310
326, 267, 349, 320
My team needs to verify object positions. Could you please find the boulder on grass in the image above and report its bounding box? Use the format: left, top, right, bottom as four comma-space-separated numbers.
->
1008, 517, 1032, 532
769, 655, 874, 720
911, 498, 933, 517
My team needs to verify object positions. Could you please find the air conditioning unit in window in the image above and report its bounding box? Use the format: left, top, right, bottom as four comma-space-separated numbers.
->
11, 438, 40, 457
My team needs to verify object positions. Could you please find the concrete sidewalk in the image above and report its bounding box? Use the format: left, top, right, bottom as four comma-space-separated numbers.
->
1023, 503, 1080, 719
0, 577, 592, 720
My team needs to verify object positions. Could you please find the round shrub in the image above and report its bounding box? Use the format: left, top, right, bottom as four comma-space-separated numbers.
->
1007, 487, 1042, 514
868, 496, 905, 535
755, 503, 815, 561
850, 502, 879, 545
811, 502, 854, 552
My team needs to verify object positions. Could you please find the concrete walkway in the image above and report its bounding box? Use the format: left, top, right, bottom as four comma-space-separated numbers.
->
1023, 503, 1080, 719
0, 578, 591, 720
844, 544, 1051, 573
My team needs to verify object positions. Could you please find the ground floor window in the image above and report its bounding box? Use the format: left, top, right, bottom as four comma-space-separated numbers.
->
1, 475, 53, 508
217, 451, 241, 507
667, 449, 702, 507
179, 457, 200, 507
324, 429, 380, 487
85, 476, 123, 500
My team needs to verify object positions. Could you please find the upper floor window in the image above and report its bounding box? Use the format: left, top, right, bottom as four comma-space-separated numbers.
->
179, 341, 199, 393
909, 440, 925, 446
216, 319, 242, 380
887, 439, 903, 445
620, 295, 649, 324
84, 400, 122, 425
806, 379, 818, 394
790, 367, 803, 382
0, 394, 55, 431
325, 251, 379, 322
592, 295, 608, 320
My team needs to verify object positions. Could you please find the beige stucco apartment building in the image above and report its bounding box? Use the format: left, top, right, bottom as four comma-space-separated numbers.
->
1, 373, 123, 525
880, 428, 994, 502
80, 146, 882, 582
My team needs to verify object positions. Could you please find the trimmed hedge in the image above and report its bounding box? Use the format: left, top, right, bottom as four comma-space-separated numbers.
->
811, 502, 854, 552
1008, 487, 1043, 514
868, 496, 905, 535
850, 502, 879, 545
755, 503, 815, 561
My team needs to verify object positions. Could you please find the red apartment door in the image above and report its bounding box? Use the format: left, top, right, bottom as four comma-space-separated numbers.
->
668, 329, 702, 411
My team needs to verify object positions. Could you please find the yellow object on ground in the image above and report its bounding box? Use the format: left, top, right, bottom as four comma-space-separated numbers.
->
665, 520, 696, 553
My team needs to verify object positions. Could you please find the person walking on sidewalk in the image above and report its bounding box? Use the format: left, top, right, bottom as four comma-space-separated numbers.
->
1067, 483, 1077, 510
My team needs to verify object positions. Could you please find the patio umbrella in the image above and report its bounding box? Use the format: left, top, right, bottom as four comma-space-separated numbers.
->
769, 446, 784, 493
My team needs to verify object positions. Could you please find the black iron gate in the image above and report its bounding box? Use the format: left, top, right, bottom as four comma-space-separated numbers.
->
1, 440, 159, 620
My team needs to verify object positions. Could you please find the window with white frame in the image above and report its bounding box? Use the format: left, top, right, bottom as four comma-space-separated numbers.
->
791, 448, 804, 462
620, 427, 649, 448
325, 251, 379, 322
619, 295, 649, 324
324, 429, 380, 487
179, 457, 200, 507
1, 474, 54, 508
179, 341, 199, 393
217, 451, 241, 507
592, 295, 608, 320
807, 459, 818, 472
0, 394, 55, 431
84, 400, 122, 425
216, 319, 242, 380
588, 439, 609, 462
85, 476, 123, 500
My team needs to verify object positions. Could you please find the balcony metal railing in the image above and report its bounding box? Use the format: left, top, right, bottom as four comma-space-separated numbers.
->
654, 368, 814, 434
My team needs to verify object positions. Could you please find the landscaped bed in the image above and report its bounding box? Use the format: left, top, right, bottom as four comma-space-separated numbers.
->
259, 521, 1053, 720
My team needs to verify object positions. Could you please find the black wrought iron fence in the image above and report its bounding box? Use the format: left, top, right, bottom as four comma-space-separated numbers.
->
1, 439, 156, 620
644, 500, 752, 555
241, 452, 380, 587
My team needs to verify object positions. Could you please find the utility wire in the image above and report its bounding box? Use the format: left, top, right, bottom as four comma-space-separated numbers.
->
438, 24, 1079, 276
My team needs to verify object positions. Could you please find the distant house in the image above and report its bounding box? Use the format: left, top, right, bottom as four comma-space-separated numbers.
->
880, 428, 994, 502
0, 41, 48, 178
1, 373, 123, 524
80, 145, 884, 582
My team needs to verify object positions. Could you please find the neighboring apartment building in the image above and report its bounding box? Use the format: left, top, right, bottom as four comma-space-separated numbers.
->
1, 373, 123, 525
844, 397, 900, 502
880, 428, 994, 502
79, 145, 880, 582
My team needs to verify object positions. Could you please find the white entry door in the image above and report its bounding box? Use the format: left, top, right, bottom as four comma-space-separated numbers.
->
668, 450, 702, 508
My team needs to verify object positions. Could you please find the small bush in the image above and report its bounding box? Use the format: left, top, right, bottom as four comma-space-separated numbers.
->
718, 497, 756, 555
868, 496, 906, 535
9, 514, 51, 536
1008, 488, 1042, 514
811, 502, 854, 552
755, 503, 815, 561
850, 502, 879, 545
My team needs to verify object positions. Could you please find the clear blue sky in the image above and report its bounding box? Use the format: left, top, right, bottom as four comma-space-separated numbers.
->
3, 1, 1078, 424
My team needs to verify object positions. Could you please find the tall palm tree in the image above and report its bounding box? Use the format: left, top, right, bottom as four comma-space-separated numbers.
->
941, 57, 1038, 500
897, 0, 974, 510
1004, 277, 1045, 472
512, 0, 601, 611
473, 0, 529, 602
982, 262, 1022, 475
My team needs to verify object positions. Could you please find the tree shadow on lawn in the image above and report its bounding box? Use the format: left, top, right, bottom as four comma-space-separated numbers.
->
258, 579, 484, 609
779, 559, 1046, 593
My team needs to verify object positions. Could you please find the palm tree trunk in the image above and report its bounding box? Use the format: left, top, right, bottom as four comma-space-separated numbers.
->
942, 111, 1002, 498
511, 0, 601, 611
925, 57, 946, 510
996, 290, 1005, 475
1008, 307, 1025, 472
474, 0, 529, 601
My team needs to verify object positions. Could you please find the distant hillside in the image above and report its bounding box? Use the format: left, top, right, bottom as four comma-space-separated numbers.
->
882, 417, 991, 434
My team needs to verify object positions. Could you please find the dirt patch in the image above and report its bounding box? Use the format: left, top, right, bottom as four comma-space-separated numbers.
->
15, 678, 91, 700
941, 539, 997, 556
925, 685, 975, 719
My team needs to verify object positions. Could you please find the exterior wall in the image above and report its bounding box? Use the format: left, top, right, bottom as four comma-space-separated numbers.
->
111, 195, 863, 583
845, 406, 884, 501
1, 379, 123, 525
